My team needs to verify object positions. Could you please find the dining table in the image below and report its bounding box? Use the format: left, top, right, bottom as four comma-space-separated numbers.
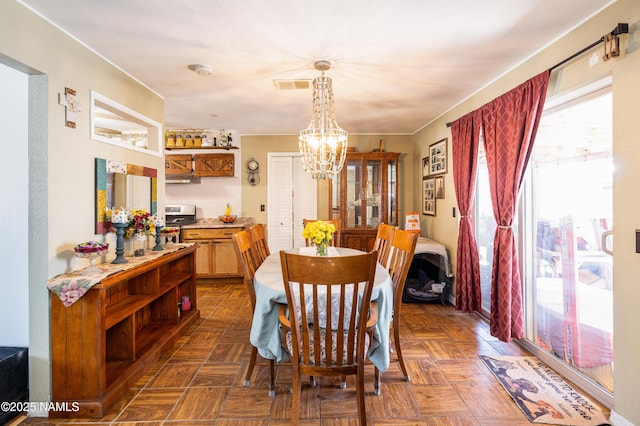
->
250, 247, 394, 372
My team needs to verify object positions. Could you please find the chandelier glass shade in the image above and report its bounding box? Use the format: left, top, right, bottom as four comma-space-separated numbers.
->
299, 61, 348, 179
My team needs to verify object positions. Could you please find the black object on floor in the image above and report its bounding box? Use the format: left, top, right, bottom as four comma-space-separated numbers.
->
403, 253, 451, 304
0, 347, 29, 425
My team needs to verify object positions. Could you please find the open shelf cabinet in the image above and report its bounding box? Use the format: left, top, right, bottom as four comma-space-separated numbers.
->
50, 245, 199, 418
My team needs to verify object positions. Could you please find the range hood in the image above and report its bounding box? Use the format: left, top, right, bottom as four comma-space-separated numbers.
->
165, 175, 201, 184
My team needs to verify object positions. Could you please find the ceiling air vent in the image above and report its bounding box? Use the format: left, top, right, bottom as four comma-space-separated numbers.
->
273, 79, 312, 90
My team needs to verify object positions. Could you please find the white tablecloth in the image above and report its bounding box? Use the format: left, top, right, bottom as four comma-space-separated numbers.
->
250, 247, 393, 371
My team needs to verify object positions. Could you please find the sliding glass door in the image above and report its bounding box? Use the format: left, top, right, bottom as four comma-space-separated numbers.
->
475, 80, 613, 396
527, 85, 613, 393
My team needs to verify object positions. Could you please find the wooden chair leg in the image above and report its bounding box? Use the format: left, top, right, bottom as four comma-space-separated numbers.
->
244, 346, 258, 386
374, 367, 381, 396
268, 359, 275, 397
291, 370, 301, 425
356, 366, 367, 425
393, 317, 410, 381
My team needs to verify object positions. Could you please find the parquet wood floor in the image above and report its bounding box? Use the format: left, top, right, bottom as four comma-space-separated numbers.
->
17, 282, 608, 425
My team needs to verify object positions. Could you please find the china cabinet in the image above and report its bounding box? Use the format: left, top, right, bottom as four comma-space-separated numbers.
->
330, 151, 400, 251
50, 246, 198, 418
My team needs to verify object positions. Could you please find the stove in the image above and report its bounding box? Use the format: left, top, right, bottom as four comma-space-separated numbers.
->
165, 204, 197, 243
165, 204, 197, 227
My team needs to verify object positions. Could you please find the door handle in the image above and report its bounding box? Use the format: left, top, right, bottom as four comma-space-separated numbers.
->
601, 230, 613, 255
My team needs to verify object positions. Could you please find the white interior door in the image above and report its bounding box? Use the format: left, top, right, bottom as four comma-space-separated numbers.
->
292, 158, 317, 247
267, 153, 317, 252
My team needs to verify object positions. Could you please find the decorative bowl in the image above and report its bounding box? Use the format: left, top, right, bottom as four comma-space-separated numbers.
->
219, 215, 238, 223
74, 241, 109, 254
160, 226, 180, 235
74, 241, 109, 274
74, 249, 108, 258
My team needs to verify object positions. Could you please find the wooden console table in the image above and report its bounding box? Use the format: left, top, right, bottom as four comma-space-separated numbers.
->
49, 244, 199, 418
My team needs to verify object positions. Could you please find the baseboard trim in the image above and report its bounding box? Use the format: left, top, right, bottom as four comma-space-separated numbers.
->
609, 410, 633, 426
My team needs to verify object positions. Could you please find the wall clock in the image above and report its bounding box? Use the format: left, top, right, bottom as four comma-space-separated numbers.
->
247, 159, 260, 186
248, 159, 259, 171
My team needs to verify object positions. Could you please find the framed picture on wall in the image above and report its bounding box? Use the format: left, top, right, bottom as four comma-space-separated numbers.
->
435, 175, 445, 199
422, 156, 430, 178
423, 177, 436, 216
429, 138, 448, 175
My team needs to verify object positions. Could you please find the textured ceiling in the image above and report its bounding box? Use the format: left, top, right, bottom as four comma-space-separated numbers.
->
20, 0, 614, 135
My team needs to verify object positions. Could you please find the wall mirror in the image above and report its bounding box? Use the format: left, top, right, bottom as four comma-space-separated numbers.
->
95, 158, 158, 233
90, 90, 163, 157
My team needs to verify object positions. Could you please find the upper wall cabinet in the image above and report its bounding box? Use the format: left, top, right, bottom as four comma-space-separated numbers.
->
194, 154, 234, 177
165, 153, 235, 178
165, 154, 193, 175
90, 91, 163, 157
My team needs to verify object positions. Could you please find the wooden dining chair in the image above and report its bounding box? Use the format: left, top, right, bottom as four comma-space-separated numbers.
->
386, 229, 418, 381
277, 251, 379, 425
302, 218, 341, 247
231, 231, 276, 396
372, 223, 396, 267
248, 223, 270, 267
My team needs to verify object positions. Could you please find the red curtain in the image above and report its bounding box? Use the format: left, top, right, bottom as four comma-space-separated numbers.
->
451, 110, 482, 313
481, 70, 549, 341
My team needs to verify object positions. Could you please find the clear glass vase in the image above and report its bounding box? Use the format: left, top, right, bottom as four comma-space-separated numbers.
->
133, 231, 147, 257
316, 243, 328, 256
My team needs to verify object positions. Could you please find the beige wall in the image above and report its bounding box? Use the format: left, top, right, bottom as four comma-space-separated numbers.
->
413, 0, 640, 423
1, 1, 164, 409
240, 134, 414, 227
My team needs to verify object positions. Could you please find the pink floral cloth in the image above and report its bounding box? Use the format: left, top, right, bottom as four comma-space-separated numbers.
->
47, 244, 192, 307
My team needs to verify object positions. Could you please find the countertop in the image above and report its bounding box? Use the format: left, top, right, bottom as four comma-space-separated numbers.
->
180, 216, 256, 229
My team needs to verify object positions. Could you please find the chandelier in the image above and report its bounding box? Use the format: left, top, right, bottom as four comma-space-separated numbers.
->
299, 60, 348, 179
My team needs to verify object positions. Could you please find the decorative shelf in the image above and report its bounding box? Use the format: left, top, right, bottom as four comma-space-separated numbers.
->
50, 246, 199, 418
165, 146, 238, 151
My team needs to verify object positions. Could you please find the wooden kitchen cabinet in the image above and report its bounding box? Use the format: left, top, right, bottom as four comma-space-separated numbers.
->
193, 240, 213, 275
50, 245, 198, 418
182, 227, 242, 278
165, 154, 193, 175
165, 153, 234, 177
330, 152, 400, 251
193, 153, 234, 177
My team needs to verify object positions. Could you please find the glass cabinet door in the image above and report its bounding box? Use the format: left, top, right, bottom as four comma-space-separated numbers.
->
387, 158, 397, 226
346, 159, 362, 228
330, 171, 340, 221
365, 159, 382, 228
330, 152, 399, 234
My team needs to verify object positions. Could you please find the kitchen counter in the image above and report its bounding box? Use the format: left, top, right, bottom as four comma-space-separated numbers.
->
181, 216, 256, 229
181, 217, 255, 280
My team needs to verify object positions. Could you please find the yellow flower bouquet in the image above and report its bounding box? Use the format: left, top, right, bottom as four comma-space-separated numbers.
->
302, 220, 335, 256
